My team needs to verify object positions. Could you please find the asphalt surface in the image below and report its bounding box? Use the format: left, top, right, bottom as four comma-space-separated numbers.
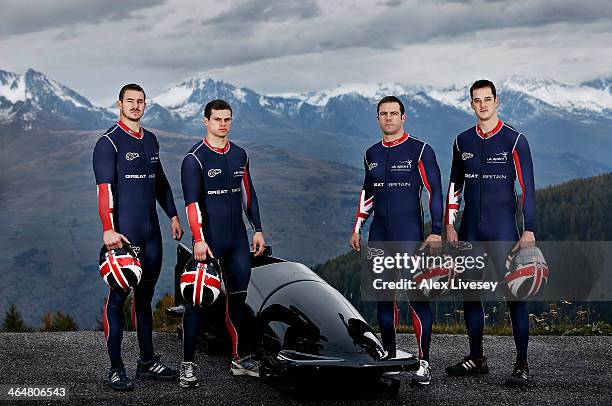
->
0, 332, 610, 405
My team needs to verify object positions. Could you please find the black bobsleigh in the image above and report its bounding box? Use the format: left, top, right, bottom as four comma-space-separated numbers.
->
168, 243, 418, 392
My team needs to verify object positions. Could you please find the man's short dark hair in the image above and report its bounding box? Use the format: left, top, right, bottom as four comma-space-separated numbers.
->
205, 99, 233, 119
119, 83, 146, 101
470, 80, 496, 100
377, 96, 405, 116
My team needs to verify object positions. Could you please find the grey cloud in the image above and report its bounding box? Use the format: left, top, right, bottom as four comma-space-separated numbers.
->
561, 56, 594, 64
376, 0, 402, 7
0, 0, 165, 38
201, 0, 321, 27
146, 0, 612, 72
137, 0, 612, 77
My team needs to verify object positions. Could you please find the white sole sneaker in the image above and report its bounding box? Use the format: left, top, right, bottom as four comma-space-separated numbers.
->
230, 361, 259, 377
179, 380, 200, 388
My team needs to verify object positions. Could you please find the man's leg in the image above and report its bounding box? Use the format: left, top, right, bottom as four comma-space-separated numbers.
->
133, 279, 156, 362
104, 288, 129, 369
409, 301, 432, 361
180, 304, 202, 388
508, 300, 529, 364
222, 237, 252, 361
409, 301, 433, 386
464, 299, 485, 358
182, 304, 201, 363
223, 237, 260, 377
104, 288, 135, 390
133, 235, 178, 380
376, 300, 398, 358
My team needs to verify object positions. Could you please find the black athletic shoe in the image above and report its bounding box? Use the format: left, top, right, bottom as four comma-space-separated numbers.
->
108, 367, 134, 391
445, 355, 489, 376
230, 355, 260, 377
505, 363, 529, 387
136, 354, 179, 380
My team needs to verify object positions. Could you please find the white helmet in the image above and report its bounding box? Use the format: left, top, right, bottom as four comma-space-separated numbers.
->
505, 246, 550, 300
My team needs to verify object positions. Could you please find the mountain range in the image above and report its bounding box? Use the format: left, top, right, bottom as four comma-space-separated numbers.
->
1, 68, 610, 327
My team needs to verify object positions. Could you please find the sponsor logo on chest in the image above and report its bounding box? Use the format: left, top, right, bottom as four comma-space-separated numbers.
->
390, 160, 412, 171
368, 162, 378, 171
462, 152, 473, 161
208, 169, 222, 177
486, 151, 508, 164
125, 152, 139, 161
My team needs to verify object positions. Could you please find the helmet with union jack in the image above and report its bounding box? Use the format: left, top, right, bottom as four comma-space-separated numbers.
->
412, 253, 456, 299
98, 245, 142, 291
180, 257, 222, 307
505, 246, 549, 300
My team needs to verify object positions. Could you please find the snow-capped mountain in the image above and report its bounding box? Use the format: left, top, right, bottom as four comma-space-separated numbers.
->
5, 68, 610, 136
153, 77, 304, 128
282, 76, 612, 119
501, 76, 612, 116
1, 68, 611, 182
278, 82, 421, 107
0, 68, 114, 130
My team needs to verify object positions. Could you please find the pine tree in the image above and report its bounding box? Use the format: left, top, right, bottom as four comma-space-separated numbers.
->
41, 311, 79, 332
2, 304, 30, 332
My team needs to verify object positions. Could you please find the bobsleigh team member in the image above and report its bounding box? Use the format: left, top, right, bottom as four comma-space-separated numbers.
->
93, 83, 184, 390
444, 80, 536, 387
179, 99, 266, 388
349, 96, 444, 385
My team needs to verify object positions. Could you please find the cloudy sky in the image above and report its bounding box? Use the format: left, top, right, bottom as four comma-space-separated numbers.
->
1, 0, 611, 105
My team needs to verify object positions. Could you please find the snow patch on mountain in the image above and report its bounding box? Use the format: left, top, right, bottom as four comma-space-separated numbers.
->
0, 73, 27, 103
502, 76, 612, 114
153, 85, 193, 108
427, 85, 471, 112
282, 83, 416, 106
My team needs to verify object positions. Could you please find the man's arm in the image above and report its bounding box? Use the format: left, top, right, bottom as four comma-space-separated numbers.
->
153, 136, 179, 217
241, 156, 263, 233
513, 134, 536, 249
512, 134, 536, 233
445, 137, 465, 244
350, 154, 375, 251
93, 136, 129, 249
181, 154, 212, 260
155, 159, 179, 219
155, 156, 183, 240
418, 144, 443, 236
241, 156, 265, 256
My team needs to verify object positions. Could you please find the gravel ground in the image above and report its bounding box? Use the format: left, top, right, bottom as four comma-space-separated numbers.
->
0, 332, 610, 405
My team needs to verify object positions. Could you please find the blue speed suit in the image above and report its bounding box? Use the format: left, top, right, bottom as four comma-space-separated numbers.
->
446, 120, 536, 364
354, 132, 443, 360
93, 120, 178, 369
181, 138, 263, 362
